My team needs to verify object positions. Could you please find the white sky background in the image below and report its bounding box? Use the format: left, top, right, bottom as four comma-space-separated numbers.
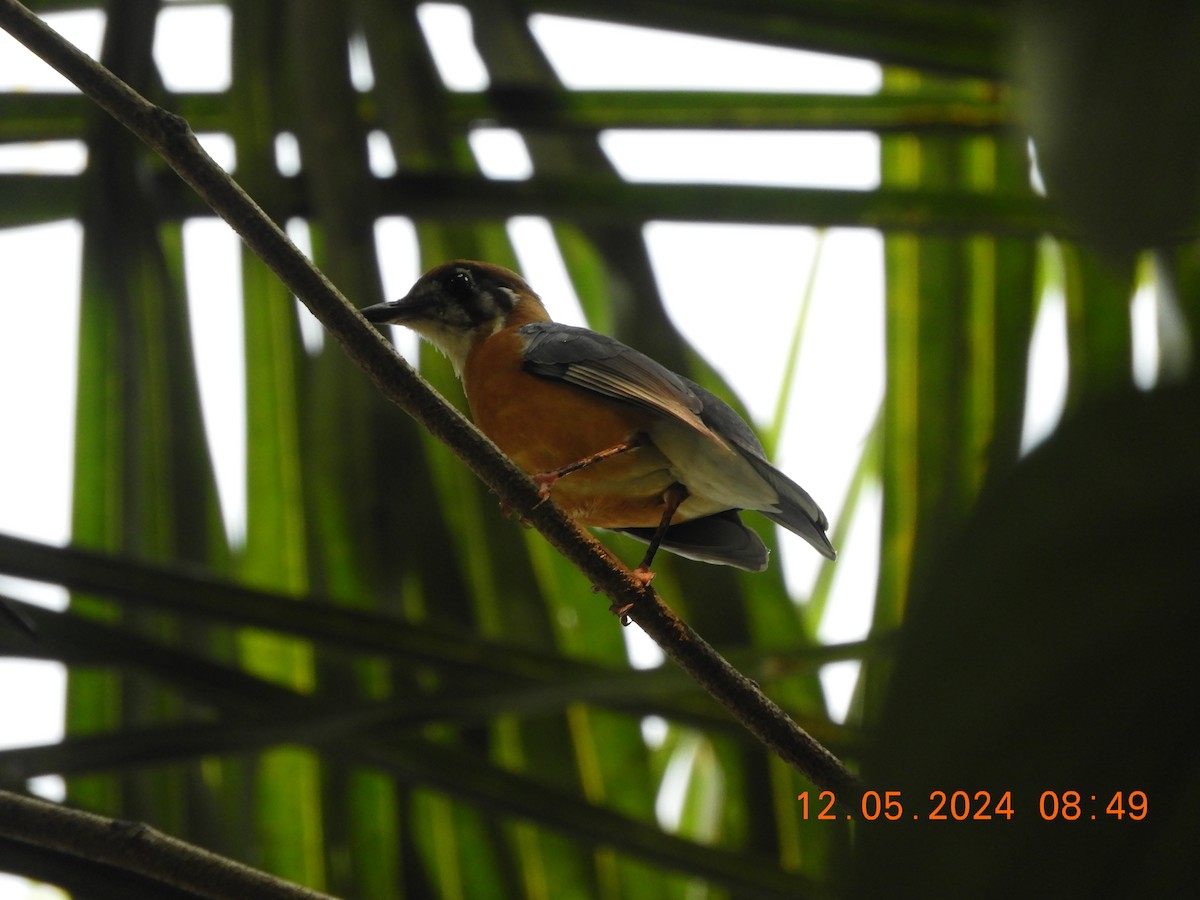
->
0, 2, 1149, 894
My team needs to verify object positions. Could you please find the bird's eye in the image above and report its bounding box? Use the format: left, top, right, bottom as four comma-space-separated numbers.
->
446, 269, 475, 300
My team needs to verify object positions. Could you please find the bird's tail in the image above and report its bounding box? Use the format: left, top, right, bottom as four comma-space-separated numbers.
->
743, 454, 837, 560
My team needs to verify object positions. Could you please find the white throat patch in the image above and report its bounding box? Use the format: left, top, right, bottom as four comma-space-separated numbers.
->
409, 317, 504, 378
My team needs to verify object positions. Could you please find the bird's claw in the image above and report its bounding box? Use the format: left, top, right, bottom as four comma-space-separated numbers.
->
608, 598, 635, 626
630, 566, 656, 587
606, 567, 656, 626
532, 471, 558, 504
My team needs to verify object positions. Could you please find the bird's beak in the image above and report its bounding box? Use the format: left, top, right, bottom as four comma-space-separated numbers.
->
360, 289, 434, 325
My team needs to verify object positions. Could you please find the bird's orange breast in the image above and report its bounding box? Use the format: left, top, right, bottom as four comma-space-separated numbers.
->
462, 326, 679, 528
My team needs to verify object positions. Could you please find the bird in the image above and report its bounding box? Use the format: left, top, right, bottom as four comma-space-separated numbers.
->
361, 260, 835, 581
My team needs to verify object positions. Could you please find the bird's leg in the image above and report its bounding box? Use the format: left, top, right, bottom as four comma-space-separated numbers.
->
612, 482, 688, 624
532, 433, 647, 501
627, 482, 689, 589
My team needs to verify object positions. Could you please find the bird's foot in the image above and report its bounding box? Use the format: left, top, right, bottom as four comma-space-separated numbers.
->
606, 567, 655, 626
630, 565, 656, 588
531, 470, 559, 503
609, 597, 635, 626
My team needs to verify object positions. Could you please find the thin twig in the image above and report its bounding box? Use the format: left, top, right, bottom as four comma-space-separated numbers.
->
0, 0, 863, 807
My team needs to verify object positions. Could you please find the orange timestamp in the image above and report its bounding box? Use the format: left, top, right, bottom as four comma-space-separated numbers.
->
797, 789, 1148, 822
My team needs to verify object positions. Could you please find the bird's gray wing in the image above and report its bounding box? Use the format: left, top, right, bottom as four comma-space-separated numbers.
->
518, 322, 714, 437
521, 323, 836, 560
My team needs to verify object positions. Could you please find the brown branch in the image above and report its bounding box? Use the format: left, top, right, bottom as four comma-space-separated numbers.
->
0, 791, 335, 900
0, 0, 863, 805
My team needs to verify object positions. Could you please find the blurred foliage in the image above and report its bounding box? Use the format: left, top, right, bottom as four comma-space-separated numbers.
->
1, 0, 1197, 897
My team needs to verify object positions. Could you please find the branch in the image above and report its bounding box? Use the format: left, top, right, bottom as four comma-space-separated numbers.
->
0, 791, 335, 900
0, 0, 863, 803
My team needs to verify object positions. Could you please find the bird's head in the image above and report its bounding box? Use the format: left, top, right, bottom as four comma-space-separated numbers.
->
361, 260, 548, 374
